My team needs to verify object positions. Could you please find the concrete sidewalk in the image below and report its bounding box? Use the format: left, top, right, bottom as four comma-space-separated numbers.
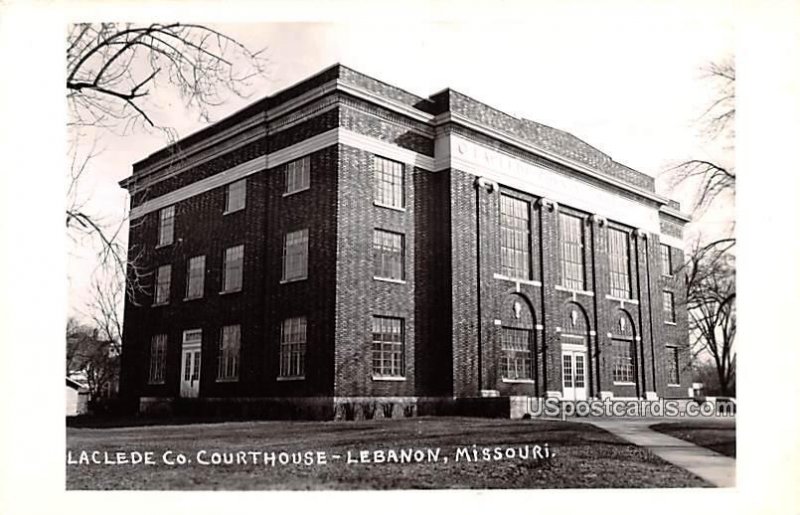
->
588, 418, 736, 487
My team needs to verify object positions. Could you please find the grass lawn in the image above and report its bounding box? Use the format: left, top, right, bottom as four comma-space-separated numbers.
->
650, 419, 736, 458
66, 417, 710, 490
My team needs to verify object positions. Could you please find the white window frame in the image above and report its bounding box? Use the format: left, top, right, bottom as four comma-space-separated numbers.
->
660, 244, 673, 276
282, 229, 309, 282
279, 317, 307, 379
663, 290, 676, 323
499, 194, 531, 280
154, 264, 171, 305
559, 212, 586, 291
284, 156, 310, 196
217, 325, 240, 381
373, 156, 404, 210
224, 179, 247, 214
371, 316, 405, 379
373, 229, 404, 281
157, 205, 175, 247
148, 334, 167, 384
222, 245, 244, 293
667, 346, 681, 386
185, 255, 205, 300
608, 227, 632, 299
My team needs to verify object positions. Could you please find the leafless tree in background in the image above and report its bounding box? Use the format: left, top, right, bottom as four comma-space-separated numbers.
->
668, 58, 735, 215
65, 23, 268, 300
682, 238, 736, 396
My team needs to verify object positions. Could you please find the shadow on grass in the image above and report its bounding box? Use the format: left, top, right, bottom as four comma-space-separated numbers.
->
650, 421, 736, 458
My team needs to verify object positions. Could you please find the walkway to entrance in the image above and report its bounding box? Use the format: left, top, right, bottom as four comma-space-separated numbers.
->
587, 418, 736, 487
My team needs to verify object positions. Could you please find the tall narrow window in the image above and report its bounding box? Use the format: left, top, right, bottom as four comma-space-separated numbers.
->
371, 317, 404, 378
285, 156, 310, 195
225, 179, 246, 213
373, 156, 404, 209
500, 195, 530, 279
154, 264, 171, 305
282, 229, 309, 282
612, 339, 635, 383
668, 347, 680, 385
663, 291, 676, 323
185, 255, 205, 300
373, 229, 404, 281
279, 317, 307, 378
660, 244, 673, 276
148, 334, 167, 384
217, 325, 240, 381
222, 245, 244, 293
500, 327, 533, 380
608, 227, 631, 299
559, 212, 585, 290
158, 206, 175, 247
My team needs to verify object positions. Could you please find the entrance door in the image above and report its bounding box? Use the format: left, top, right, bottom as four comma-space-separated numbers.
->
562, 350, 587, 401
180, 330, 202, 398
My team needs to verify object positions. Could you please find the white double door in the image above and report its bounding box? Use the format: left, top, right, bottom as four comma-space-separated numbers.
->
561, 349, 587, 401
180, 330, 202, 398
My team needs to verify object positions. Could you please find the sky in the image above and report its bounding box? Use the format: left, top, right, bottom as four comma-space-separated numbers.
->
67, 10, 736, 319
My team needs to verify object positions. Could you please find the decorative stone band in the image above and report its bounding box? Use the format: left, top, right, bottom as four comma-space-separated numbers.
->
128, 126, 682, 244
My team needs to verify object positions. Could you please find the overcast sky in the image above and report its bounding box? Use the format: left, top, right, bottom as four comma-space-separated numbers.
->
68, 10, 735, 317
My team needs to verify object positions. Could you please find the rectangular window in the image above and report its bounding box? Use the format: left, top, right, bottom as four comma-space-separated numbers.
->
157, 206, 175, 247
279, 317, 307, 378
373, 156, 404, 209
282, 229, 309, 282
148, 334, 167, 384
559, 212, 585, 290
285, 157, 310, 195
225, 179, 246, 213
373, 229, 404, 281
154, 264, 171, 305
222, 245, 244, 293
371, 316, 404, 378
668, 347, 680, 385
608, 227, 631, 299
660, 244, 673, 276
499, 195, 531, 279
501, 327, 533, 380
663, 291, 676, 323
217, 325, 240, 381
185, 255, 205, 300
612, 339, 634, 383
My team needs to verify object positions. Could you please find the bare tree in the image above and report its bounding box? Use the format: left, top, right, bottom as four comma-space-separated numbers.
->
66, 316, 118, 399
682, 239, 736, 396
65, 23, 268, 299
668, 58, 735, 214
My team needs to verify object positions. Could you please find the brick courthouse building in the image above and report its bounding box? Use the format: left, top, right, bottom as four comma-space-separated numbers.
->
119, 65, 691, 418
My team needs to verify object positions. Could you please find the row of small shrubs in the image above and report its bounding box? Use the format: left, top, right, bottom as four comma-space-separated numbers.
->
338, 401, 416, 420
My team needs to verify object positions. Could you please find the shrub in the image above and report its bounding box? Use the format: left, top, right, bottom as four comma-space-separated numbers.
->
381, 402, 394, 419
362, 402, 377, 420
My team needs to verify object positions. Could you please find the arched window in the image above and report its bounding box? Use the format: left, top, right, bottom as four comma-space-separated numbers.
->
610, 309, 636, 384
500, 294, 535, 380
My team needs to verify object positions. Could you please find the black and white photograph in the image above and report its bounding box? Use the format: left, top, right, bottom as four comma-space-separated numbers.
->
1, 0, 799, 513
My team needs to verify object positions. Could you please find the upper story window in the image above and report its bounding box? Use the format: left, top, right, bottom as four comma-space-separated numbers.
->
279, 317, 307, 379
282, 229, 309, 282
157, 206, 175, 247
217, 324, 240, 381
660, 244, 673, 276
222, 245, 244, 293
185, 255, 205, 300
663, 291, 676, 323
148, 334, 167, 384
373, 156, 404, 209
373, 229, 404, 281
154, 264, 171, 305
559, 212, 585, 290
225, 179, 246, 213
607, 227, 631, 299
371, 316, 404, 378
499, 194, 530, 279
285, 157, 310, 195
